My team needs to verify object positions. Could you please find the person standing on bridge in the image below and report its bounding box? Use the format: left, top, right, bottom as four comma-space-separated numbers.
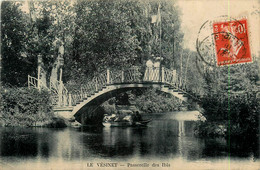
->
144, 59, 153, 81
153, 57, 161, 82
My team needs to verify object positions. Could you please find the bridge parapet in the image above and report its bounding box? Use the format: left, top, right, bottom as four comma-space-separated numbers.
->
28, 74, 70, 107
29, 66, 199, 109
109, 67, 143, 84
62, 66, 192, 107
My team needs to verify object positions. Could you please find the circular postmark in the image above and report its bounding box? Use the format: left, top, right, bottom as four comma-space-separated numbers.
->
196, 19, 216, 67
195, 15, 252, 75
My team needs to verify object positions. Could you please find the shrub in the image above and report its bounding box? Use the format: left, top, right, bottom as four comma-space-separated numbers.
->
1, 87, 53, 127
199, 92, 259, 137
135, 88, 183, 113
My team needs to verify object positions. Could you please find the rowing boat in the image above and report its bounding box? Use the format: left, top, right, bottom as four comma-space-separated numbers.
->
103, 119, 152, 127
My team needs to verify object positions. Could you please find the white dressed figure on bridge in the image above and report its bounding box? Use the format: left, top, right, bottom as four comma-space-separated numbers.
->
144, 59, 153, 81
153, 60, 160, 82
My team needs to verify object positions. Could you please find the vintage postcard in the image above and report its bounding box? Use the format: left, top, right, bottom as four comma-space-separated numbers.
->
0, 0, 259, 169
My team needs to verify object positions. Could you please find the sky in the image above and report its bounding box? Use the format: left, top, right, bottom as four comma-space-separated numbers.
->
177, 0, 259, 56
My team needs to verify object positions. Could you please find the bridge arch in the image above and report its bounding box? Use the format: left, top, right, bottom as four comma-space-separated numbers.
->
72, 83, 189, 124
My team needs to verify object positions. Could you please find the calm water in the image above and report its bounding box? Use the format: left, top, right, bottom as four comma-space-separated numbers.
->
0, 111, 259, 170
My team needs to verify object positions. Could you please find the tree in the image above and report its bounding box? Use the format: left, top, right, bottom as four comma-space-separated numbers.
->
64, 0, 183, 87
1, 2, 33, 86
67, 0, 140, 82
199, 59, 259, 135
1, 0, 185, 93
25, 0, 75, 81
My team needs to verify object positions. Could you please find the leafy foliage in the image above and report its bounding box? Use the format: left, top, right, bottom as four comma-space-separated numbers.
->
26, 0, 76, 76
1, 87, 53, 127
198, 61, 260, 136
64, 0, 183, 85
1, 0, 183, 86
134, 88, 183, 113
1, 2, 34, 86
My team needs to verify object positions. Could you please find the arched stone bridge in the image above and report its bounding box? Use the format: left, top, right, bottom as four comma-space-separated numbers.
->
29, 66, 200, 124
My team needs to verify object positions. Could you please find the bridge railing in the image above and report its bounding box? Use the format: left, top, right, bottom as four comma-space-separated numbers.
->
71, 92, 82, 106
163, 67, 177, 85
143, 67, 160, 82
51, 66, 193, 107
50, 79, 59, 94
69, 71, 109, 106
81, 72, 107, 93
124, 67, 142, 83
28, 75, 49, 91
28, 75, 38, 89
96, 72, 107, 90
28, 75, 68, 106
110, 66, 142, 84
49, 79, 69, 107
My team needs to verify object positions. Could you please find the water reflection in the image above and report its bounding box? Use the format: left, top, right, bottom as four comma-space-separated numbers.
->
0, 115, 258, 165
0, 128, 38, 157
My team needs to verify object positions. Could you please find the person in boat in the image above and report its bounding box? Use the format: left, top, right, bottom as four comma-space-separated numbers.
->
122, 113, 133, 123
103, 114, 117, 122
132, 111, 142, 122
114, 111, 122, 122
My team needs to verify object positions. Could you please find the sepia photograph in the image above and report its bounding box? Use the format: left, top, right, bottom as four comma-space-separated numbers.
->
0, 0, 259, 169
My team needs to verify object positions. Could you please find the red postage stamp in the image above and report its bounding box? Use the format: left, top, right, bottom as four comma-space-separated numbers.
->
213, 18, 252, 66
